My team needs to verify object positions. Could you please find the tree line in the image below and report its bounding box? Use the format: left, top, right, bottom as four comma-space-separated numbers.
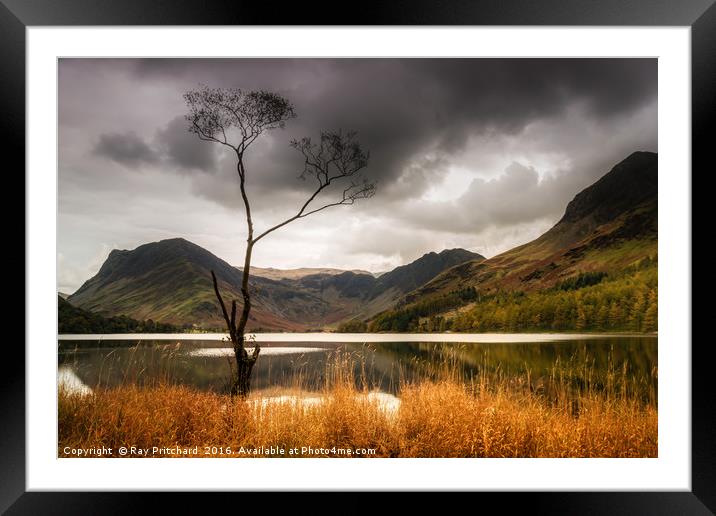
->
58, 296, 180, 334
363, 262, 657, 333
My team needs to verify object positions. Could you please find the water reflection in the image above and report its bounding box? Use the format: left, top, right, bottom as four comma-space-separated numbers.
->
189, 347, 324, 357
58, 337, 657, 400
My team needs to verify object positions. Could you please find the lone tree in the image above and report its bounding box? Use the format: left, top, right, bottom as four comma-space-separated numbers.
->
184, 86, 375, 397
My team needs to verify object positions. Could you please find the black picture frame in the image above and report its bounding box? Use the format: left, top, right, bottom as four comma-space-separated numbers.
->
4, 0, 711, 512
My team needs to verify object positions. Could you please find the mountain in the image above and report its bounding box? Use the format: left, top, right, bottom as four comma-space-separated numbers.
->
278, 248, 485, 322
67, 238, 483, 331
68, 238, 330, 331
378, 151, 657, 328
375, 248, 483, 295
247, 266, 374, 281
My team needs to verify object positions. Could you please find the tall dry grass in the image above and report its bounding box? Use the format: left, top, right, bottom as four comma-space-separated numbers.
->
58, 350, 657, 458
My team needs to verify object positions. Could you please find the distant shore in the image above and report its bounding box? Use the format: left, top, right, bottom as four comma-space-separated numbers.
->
57, 331, 656, 342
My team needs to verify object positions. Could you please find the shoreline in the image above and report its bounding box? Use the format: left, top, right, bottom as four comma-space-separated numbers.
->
57, 332, 656, 342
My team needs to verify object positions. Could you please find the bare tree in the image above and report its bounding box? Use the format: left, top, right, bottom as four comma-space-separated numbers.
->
184, 86, 375, 397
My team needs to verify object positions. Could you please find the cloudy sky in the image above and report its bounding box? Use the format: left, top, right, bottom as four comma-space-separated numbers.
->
58, 58, 657, 294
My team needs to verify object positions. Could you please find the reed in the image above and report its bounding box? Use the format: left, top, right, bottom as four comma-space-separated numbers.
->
58, 350, 657, 458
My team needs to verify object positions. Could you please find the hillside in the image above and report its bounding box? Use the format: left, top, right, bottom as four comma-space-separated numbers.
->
405, 151, 656, 300
375, 248, 484, 295
67, 239, 482, 331
58, 296, 179, 334
67, 238, 328, 331
279, 248, 485, 324
371, 151, 658, 331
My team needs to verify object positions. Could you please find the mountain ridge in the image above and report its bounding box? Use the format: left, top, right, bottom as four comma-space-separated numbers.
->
67, 239, 483, 331
396, 151, 657, 310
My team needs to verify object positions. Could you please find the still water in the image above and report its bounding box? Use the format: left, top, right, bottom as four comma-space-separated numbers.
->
58, 334, 657, 399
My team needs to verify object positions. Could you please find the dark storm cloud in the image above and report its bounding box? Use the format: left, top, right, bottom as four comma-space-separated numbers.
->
93, 131, 159, 167
121, 58, 656, 198
93, 118, 218, 173
155, 116, 218, 172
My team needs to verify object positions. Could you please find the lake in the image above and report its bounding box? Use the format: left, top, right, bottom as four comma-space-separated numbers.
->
58, 333, 657, 401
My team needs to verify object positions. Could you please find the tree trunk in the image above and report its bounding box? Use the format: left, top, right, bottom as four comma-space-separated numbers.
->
231, 336, 258, 397
211, 268, 260, 398
209, 156, 264, 397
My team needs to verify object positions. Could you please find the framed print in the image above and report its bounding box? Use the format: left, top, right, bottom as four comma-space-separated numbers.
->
4, 0, 712, 512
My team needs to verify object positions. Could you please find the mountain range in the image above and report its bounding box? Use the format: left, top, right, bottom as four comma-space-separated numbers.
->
63, 151, 657, 332
67, 238, 484, 331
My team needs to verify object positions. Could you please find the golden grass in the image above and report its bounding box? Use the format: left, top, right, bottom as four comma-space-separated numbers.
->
58, 354, 657, 458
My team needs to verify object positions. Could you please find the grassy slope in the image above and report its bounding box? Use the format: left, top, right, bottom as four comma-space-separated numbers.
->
69, 254, 312, 331
372, 228, 657, 333
405, 199, 657, 305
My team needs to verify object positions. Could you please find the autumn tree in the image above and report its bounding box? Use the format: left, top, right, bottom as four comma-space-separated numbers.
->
629, 291, 646, 332
643, 289, 658, 332
184, 86, 375, 396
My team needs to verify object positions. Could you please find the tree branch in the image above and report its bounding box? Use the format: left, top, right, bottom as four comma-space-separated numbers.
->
192, 121, 236, 152
211, 270, 235, 342
252, 174, 374, 245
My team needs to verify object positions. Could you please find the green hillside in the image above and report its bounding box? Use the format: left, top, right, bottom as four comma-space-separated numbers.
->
67, 239, 328, 331
370, 258, 657, 332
